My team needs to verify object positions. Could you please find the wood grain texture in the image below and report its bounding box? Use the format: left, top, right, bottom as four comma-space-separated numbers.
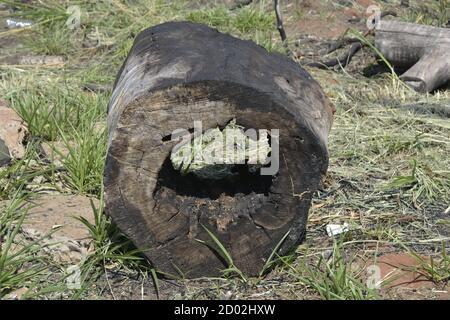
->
375, 20, 450, 92
105, 22, 333, 277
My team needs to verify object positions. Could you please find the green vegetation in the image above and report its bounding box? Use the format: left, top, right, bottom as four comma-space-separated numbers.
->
285, 241, 380, 300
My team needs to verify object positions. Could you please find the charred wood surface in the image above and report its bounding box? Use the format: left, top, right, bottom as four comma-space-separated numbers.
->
105, 22, 333, 277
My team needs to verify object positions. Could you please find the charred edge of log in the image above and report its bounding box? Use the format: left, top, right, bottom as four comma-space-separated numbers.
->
306, 42, 362, 69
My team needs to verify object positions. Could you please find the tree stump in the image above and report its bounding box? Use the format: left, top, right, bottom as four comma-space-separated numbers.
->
105, 22, 333, 277
375, 20, 450, 92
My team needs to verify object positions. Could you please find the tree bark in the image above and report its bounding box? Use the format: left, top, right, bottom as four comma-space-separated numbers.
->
105, 22, 333, 277
375, 20, 450, 92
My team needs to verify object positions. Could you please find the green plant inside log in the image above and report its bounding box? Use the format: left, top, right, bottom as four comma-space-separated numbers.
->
170, 119, 271, 180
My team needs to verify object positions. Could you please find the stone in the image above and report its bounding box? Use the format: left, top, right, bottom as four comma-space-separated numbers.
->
0, 138, 10, 166
23, 194, 97, 241
0, 104, 27, 160
374, 252, 431, 289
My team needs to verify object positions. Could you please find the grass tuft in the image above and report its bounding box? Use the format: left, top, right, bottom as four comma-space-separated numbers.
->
285, 241, 379, 300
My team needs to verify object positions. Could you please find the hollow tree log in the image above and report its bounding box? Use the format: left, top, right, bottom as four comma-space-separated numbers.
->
375, 20, 450, 92
105, 22, 333, 278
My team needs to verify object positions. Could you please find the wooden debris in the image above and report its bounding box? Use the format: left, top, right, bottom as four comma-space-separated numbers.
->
104, 21, 333, 277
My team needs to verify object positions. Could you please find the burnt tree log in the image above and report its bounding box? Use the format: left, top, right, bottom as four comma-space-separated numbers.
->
105, 22, 333, 278
375, 20, 450, 92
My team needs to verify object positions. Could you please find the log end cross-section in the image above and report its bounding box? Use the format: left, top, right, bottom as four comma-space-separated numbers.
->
105, 22, 333, 277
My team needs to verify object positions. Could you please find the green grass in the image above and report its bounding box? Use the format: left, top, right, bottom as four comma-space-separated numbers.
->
186, 2, 282, 52
384, 160, 450, 204
186, 4, 275, 33
284, 241, 379, 300
259, 229, 292, 277
70, 190, 160, 298
55, 120, 106, 196
0, 192, 63, 299
408, 243, 450, 284
196, 225, 247, 282
0, 143, 49, 200
402, 0, 449, 27
6, 83, 107, 141
393, 240, 450, 284
24, 21, 73, 56
186, 6, 231, 28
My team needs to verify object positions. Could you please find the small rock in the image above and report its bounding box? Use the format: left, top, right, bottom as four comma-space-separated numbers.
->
0, 138, 10, 166
0, 105, 27, 160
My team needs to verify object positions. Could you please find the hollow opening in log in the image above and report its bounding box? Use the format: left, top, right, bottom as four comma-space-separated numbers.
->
162, 118, 275, 201
155, 156, 274, 200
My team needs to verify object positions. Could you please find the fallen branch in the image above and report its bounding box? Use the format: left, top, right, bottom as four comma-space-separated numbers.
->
375, 20, 450, 92
274, 0, 287, 42
325, 37, 360, 55
306, 42, 362, 69
274, 0, 292, 55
